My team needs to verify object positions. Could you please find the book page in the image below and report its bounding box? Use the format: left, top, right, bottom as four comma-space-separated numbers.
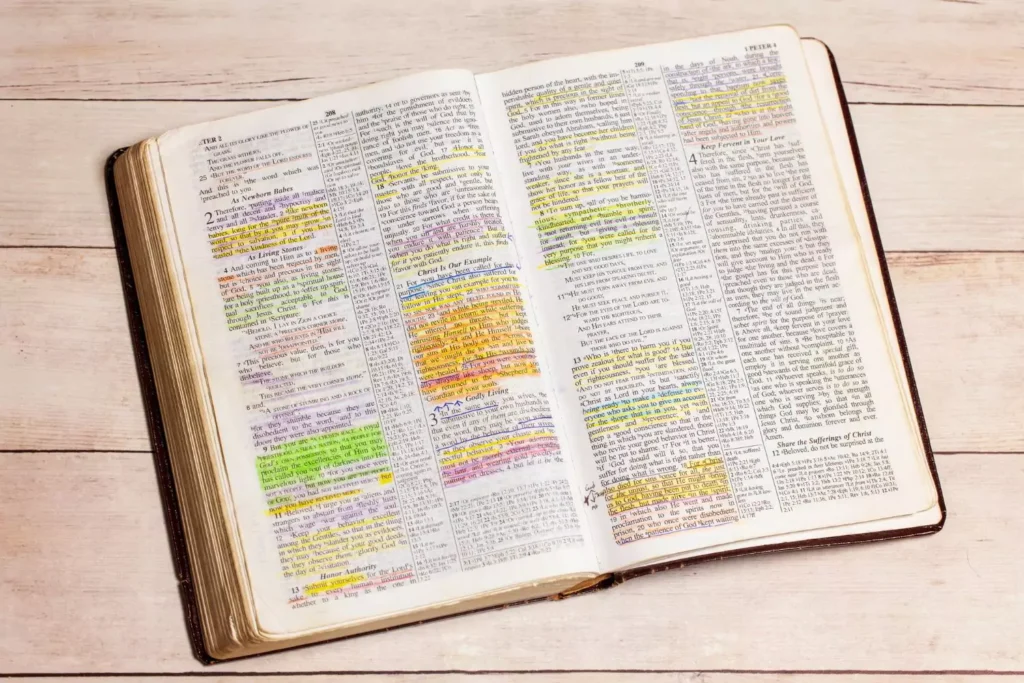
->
156, 70, 595, 636
477, 27, 937, 571
644, 39, 943, 565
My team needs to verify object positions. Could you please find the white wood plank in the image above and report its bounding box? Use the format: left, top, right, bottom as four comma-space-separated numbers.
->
2, 1, 1017, 678
2, 250, 1023, 452
889, 253, 1024, 452
1, 103, 1022, 250
0, 100, 255, 248
0, 0, 1021, 103
0, 452, 1018, 673
854, 107, 1024, 252
0, 249, 147, 451
9, 677, 1024, 682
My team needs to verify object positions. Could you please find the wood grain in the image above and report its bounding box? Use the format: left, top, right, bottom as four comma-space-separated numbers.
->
0, 100, 255, 248
0, 452, 1017, 674
2, 249, 1023, 453
2, 0, 1021, 678
0, 0, 1022, 103
854, 107, 1024, 252
1, 102, 1022, 250
890, 252, 1024, 452
0, 248, 146, 451
9, 677, 1024, 682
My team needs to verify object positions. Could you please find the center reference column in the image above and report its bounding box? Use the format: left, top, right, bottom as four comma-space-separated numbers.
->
311, 112, 461, 580
620, 64, 779, 518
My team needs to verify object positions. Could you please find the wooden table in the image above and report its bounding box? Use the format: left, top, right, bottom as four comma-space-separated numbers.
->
2, 0, 1022, 679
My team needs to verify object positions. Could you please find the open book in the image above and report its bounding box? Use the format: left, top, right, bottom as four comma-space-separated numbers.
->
111, 26, 944, 661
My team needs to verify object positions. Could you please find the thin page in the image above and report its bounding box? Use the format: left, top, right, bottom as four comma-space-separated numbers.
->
620, 38, 942, 568
477, 26, 937, 572
156, 70, 596, 636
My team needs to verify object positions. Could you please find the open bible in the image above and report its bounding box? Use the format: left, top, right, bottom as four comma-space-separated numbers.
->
111, 26, 944, 661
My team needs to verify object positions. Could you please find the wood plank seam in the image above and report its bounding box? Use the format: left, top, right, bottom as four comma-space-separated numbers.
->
0, 99, 1023, 107
1, 0, 1021, 103
5, 247, 1024, 255
1, 672, 1023, 677
0, 450, 1005, 456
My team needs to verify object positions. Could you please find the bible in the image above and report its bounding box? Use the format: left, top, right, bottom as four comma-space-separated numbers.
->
110, 26, 944, 661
